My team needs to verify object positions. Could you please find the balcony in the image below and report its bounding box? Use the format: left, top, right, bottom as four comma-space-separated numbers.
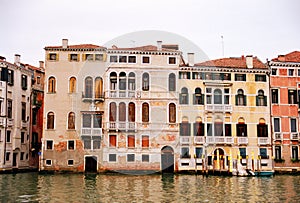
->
180, 136, 191, 144
0, 118, 5, 127
237, 137, 248, 145
81, 128, 102, 136
258, 137, 270, 145
291, 133, 299, 140
206, 136, 234, 144
274, 133, 282, 141
194, 136, 205, 144
107, 122, 136, 131
205, 104, 232, 112
21, 121, 28, 129
82, 92, 105, 102
108, 90, 138, 98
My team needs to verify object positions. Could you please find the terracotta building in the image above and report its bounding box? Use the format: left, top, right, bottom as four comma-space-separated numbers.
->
269, 51, 300, 172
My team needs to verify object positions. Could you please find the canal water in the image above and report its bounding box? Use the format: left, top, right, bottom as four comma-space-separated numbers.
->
0, 173, 299, 202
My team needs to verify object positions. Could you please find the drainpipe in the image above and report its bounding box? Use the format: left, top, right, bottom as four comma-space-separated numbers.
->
267, 60, 274, 169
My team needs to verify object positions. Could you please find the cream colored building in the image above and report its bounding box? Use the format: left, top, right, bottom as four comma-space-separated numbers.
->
0, 55, 32, 171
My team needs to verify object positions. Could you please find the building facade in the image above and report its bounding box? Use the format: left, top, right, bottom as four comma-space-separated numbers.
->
177, 55, 273, 172
0, 55, 32, 171
269, 51, 300, 172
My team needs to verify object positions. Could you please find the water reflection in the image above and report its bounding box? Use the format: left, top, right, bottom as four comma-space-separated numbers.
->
0, 173, 300, 202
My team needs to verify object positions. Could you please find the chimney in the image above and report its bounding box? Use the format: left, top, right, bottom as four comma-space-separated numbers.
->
14, 54, 21, 66
39, 61, 44, 69
187, 53, 194, 67
157, 41, 162, 51
246, 55, 253, 68
278, 55, 285, 62
62, 39, 68, 48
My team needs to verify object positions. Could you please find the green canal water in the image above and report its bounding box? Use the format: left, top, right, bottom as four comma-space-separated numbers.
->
0, 173, 299, 202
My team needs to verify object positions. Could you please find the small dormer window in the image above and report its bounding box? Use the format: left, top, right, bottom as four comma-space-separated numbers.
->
69, 54, 79, 62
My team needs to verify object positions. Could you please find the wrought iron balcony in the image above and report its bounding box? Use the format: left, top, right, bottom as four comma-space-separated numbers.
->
206, 136, 234, 144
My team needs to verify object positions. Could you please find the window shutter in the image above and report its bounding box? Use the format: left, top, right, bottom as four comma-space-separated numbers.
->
68, 54, 71, 61
103, 53, 107, 62
256, 96, 259, 106
244, 95, 247, 106
56, 53, 59, 61
235, 95, 238, 105
47, 54, 50, 61
244, 125, 247, 136
77, 54, 80, 62
180, 123, 183, 136
82, 54, 86, 61
187, 123, 191, 136
193, 123, 197, 136
11, 70, 14, 85
201, 94, 204, 104
264, 96, 267, 106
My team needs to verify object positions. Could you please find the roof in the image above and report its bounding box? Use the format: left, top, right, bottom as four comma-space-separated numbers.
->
195, 56, 266, 69
108, 45, 179, 52
45, 44, 105, 49
271, 51, 300, 63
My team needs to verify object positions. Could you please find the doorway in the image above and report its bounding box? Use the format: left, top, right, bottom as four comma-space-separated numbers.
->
85, 156, 97, 173
214, 148, 225, 170
13, 153, 18, 167
161, 146, 174, 173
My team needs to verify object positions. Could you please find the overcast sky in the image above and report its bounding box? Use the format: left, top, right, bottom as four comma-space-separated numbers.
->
0, 0, 299, 66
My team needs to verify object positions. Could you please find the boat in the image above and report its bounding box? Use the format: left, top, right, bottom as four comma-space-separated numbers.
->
254, 171, 274, 177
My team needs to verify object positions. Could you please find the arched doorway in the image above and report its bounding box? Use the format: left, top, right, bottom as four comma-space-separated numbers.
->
161, 146, 174, 173
214, 148, 225, 170
85, 156, 97, 173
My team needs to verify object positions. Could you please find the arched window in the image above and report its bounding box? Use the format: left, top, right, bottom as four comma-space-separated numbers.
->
169, 103, 176, 123
256, 90, 267, 106
119, 102, 126, 122
142, 103, 149, 122
142, 73, 149, 91
236, 89, 246, 106
214, 89, 222, 104
69, 77, 76, 93
47, 112, 55, 129
95, 77, 103, 99
180, 117, 190, 136
257, 119, 268, 137
180, 87, 189, 104
109, 102, 117, 122
194, 88, 203, 105
168, 73, 176, 91
110, 72, 117, 90
68, 112, 75, 129
128, 102, 135, 122
119, 72, 126, 90
85, 77, 93, 98
48, 76, 56, 93
128, 72, 136, 90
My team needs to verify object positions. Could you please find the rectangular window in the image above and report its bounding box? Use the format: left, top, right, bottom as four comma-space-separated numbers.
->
180, 122, 191, 136
192, 72, 202, 79
109, 135, 117, 147
20, 152, 24, 161
46, 140, 53, 150
93, 136, 101, 149
7, 70, 14, 85
142, 154, 149, 162
255, 75, 266, 82
6, 130, 11, 143
290, 118, 297, 132
68, 160, 74, 166
235, 74, 246, 81
93, 114, 102, 128
236, 124, 247, 137
7, 99, 12, 119
128, 56, 136, 63
225, 124, 232, 136
168, 57, 176, 64
95, 54, 103, 61
141, 135, 149, 148
288, 90, 297, 104
257, 124, 268, 137
21, 102, 26, 121
275, 146, 281, 160
127, 135, 135, 148
207, 123, 212, 136
259, 148, 268, 159
179, 72, 190, 79
84, 54, 94, 61
69, 54, 79, 61
288, 69, 294, 76
239, 148, 246, 159
82, 114, 92, 128
68, 140, 75, 150
271, 89, 279, 104
110, 55, 118, 63
21, 132, 25, 143
292, 146, 298, 160
21, 75, 28, 90
109, 154, 116, 162
194, 122, 204, 136
45, 159, 52, 166
142, 56, 150, 64
181, 147, 190, 158
119, 55, 127, 63
49, 53, 58, 61
271, 69, 277, 75
6, 152, 10, 161
298, 69, 300, 76
82, 136, 91, 149
195, 147, 203, 158
127, 154, 135, 162
274, 118, 280, 132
